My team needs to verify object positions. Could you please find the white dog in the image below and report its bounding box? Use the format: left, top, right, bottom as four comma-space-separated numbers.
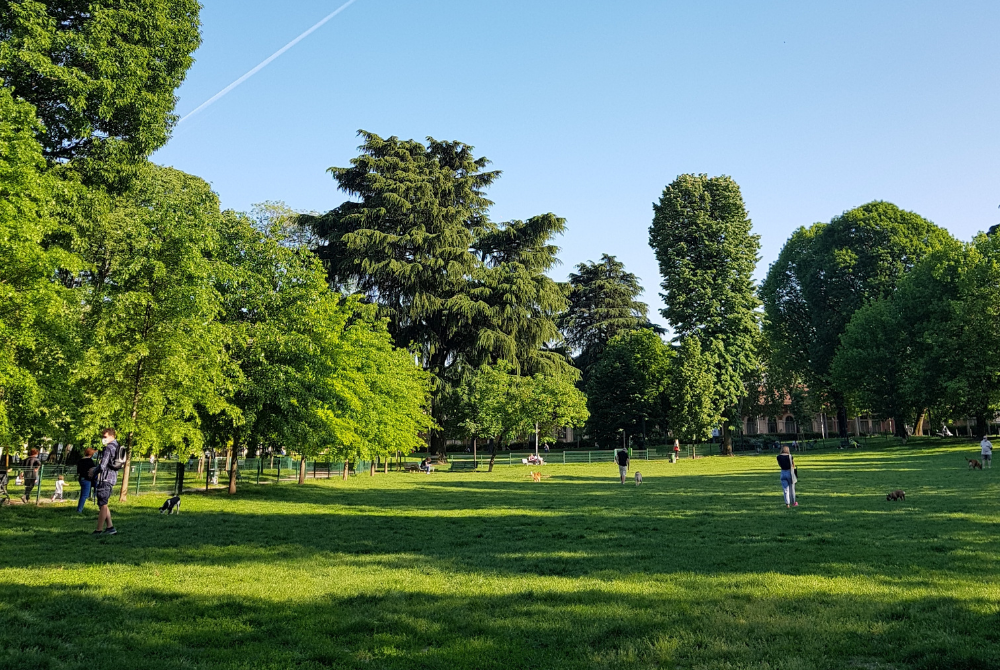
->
635, 471, 643, 486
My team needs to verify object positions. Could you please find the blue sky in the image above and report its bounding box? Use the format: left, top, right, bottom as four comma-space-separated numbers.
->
153, 0, 1000, 326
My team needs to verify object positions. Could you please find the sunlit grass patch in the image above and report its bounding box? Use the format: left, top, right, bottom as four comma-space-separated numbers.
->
1, 437, 999, 668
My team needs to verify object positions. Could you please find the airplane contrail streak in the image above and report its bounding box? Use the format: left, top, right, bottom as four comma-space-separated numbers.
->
178, 0, 359, 124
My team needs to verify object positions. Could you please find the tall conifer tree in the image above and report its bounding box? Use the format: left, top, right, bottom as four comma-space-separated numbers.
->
559, 254, 655, 377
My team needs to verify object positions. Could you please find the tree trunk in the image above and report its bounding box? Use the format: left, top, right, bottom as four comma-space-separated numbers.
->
914, 409, 927, 437
370, 460, 375, 477
488, 439, 497, 473
833, 394, 849, 439
342, 460, 349, 480
893, 415, 909, 439
228, 435, 241, 495
120, 305, 151, 503
298, 457, 306, 485
473, 437, 477, 465
117, 451, 133, 503
384, 458, 388, 474
976, 412, 989, 439
721, 417, 733, 456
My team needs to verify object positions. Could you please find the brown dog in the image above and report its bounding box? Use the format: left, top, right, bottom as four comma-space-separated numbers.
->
886, 490, 905, 501
531, 471, 542, 482
967, 458, 983, 470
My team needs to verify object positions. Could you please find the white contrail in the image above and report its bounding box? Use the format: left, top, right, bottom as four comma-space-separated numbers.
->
178, 0, 359, 124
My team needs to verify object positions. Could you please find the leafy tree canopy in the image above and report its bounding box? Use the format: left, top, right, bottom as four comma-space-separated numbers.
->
649, 174, 760, 453
585, 328, 672, 447
762, 201, 953, 437
0, 0, 201, 186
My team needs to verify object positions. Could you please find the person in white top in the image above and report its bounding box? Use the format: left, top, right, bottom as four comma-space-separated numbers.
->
981, 436, 993, 468
52, 475, 66, 502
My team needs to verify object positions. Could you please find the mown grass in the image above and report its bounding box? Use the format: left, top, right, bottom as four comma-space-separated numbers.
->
2, 438, 999, 669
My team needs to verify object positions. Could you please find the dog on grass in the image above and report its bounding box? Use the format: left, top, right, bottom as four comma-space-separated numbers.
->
159, 495, 181, 514
635, 471, 643, 486
966, 458, 983, 470
886, 489, 905, 501
531, 471, 542, 483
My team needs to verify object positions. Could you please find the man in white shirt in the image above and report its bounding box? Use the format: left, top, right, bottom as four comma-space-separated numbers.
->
981, 436, 993, 469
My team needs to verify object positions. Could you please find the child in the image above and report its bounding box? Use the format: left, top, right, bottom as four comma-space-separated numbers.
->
52, 475, 66, 502
14, 472, 23, 487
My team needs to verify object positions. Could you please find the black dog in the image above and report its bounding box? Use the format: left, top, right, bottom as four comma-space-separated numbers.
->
159, 496, 181, 514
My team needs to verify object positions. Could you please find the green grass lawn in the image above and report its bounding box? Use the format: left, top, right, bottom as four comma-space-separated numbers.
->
2, 438, 999, 669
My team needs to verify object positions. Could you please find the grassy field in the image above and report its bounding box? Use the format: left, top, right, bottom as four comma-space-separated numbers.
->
2, 438, 999, 669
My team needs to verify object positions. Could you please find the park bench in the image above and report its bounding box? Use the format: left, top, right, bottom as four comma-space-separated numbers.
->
401, 462, 420, 473
450, 460, 478, 472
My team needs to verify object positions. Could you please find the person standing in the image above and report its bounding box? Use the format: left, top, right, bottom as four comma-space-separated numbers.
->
76, 447, 96, 514
981, 436, 993, 469
777, 445, 798, 508
88, 429, 120, 535
20, 448, 41, 504
615, 446, 629, 484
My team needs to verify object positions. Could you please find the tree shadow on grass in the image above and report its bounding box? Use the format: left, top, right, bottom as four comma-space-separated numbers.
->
1, 581, 997, 670
2, 475, 998, 584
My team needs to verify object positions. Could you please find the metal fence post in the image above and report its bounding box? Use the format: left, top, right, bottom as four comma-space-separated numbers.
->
35, 466, 43, 505
588, 451, 592, 463
277, 459, 281, 484
563, 451, 566, 464
135, 464, 141, 496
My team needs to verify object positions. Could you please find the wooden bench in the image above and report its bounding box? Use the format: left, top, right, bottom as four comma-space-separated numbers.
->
401, 462, 420, 473
450, 460, 478, 472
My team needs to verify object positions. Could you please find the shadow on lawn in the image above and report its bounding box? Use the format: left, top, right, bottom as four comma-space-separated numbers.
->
2, 579, 998, 670
1, 471, 997, 583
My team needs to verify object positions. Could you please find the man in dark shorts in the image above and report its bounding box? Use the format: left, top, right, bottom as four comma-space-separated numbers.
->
615, 446, 630, 484
89, 429, 119, 535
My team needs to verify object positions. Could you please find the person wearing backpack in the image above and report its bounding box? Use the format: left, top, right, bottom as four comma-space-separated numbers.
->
88, 429, 125, 535
20, 448, 41, 504
615, 446, 630, 484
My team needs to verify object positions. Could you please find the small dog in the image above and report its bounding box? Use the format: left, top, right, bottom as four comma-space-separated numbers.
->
159, 495, 181, 514
635, 471, 643, 486
531, 471, 542, 483
886, 489, 905, 501
967, 458, 983, 470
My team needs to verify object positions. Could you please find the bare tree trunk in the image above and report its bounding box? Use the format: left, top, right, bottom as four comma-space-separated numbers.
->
228, 435, 240, 495
915, 409, 927, 437
892, 415, 909, 439
384, 458, 388, 474
721, 418, 733, 456
342, 460, 349, 480
298, 457, 306, 485
370, 461, 375, 476
834, 394, 849, 439
117, 452, 133, 503
976, 412, 989, 439
488, 438, 498, 473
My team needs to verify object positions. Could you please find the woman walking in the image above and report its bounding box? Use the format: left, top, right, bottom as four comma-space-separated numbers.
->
76, 447, 96, 514
777, 445, 798, 508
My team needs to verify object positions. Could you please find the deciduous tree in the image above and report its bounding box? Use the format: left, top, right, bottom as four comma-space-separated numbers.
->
584, 329, 672, 447
762, 202, 952, 438
649, 174, 760, 454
